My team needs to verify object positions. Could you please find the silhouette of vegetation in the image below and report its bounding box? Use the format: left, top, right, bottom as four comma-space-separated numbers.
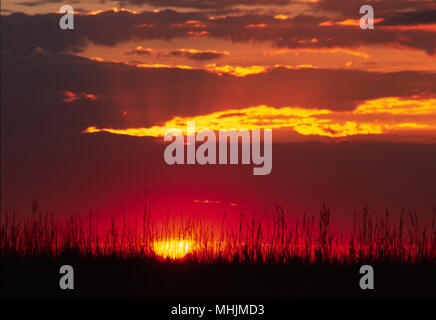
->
1, 202, 435, 265
2, 201, 436, 299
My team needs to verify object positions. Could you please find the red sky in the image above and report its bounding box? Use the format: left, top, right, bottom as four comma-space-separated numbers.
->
1, 0, 436, 228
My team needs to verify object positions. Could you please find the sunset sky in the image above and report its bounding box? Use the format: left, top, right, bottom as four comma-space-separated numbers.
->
1, 0, 436, 227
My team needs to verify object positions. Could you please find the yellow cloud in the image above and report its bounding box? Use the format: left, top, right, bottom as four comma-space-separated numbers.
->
84, 97, 436, 139
205, 64, 316, 77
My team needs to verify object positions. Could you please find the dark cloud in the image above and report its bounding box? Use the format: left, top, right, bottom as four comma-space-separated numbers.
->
14, 0, 293, 9
127, 46, 153, 55
17, 0, 80, 6
379, 9, 436, 26
117, 0, 292, 9
125, 47, 227, 60
313, 0, 436, 16
207, 13, 436, 55
3, 52, 436, 137
167, 49, 227, 61
3, 9, 436, 57
1, 10, 208, 55
17, 1, 48, 7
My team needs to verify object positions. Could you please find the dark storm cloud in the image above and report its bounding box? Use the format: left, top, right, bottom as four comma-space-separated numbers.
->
167, 49, 227, 61
379, 9, 436, 26
206, 13, 436, 55
3, 9, 436, 56
1, 10, 207, 55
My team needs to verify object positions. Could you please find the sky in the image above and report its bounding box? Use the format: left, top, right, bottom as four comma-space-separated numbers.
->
1, 0, 436, 228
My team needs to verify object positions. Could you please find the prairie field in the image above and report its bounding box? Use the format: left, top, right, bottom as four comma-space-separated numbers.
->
1, 203, 435, 299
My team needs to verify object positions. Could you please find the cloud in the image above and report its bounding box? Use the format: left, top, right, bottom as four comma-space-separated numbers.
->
61, 90, 99, 103
379, 9, 436, 27
126, 47, 229, 61
115, 0, 293, 9
313, 0, 436, 16
3, 52, 436, 144
167, 49, 229, 61
126, 46, 154, 55
83, 97, 436, 139
205, 63, 315, 77
3, 9, 436, 56
1, 9, 208, 54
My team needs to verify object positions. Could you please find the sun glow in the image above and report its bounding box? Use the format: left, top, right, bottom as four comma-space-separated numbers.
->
153, 240, 192, 259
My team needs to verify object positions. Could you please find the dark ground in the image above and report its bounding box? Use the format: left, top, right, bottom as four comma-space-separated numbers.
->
1, 256, 435, 300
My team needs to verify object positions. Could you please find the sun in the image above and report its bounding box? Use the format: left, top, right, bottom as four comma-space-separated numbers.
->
153, 240, 192, 260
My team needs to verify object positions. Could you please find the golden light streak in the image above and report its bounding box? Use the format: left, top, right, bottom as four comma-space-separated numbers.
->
135, 63, 193, 70
88, 56, 318, 76
88, 56, 194, 70
86, 8, 137, 15
319, 18, 384, 27
176, 48, 230, 56
83, 98, 436, 139
245, 23, 267, 28
205, 64, 316, 77
206, 64, 268, 77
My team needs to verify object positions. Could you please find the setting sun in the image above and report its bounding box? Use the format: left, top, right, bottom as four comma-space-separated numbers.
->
153, 240, 192, 260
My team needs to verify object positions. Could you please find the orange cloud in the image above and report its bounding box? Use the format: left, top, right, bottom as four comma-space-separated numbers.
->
319, 18, 384, 28
245, 24, 267, 28
380, 25, 436, 32
61, 91, 98, 103
274, 15, 288, 20
127, 46, 154, 55
265, 48, 371, 59
187, 31, 209, 37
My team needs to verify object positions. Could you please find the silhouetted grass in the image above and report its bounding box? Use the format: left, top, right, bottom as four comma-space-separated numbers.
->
1, 202, 434, 265
2, 202, 436, 299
